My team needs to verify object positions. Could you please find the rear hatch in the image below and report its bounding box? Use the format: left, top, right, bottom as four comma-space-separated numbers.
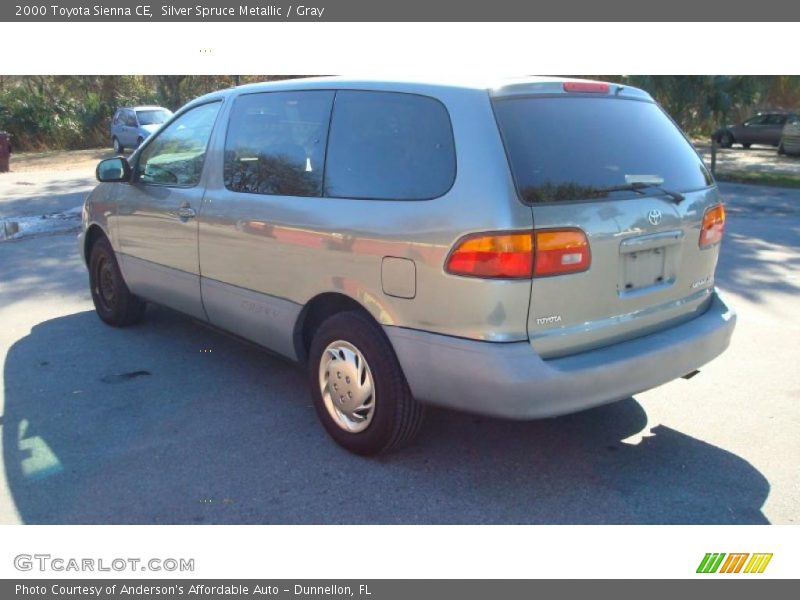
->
492, 82, 724, 358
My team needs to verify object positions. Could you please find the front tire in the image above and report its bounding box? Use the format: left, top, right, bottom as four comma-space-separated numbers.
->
742, 143, 752, 149
718, 132, 734, 148
89, 236, 146, 327
308, 311, 424, 455
112, 136, 124, 154
778, 142, 786, 155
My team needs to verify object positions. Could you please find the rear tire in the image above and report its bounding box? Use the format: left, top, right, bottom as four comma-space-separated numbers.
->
778, 142, 786, 155
718, 132, 733, 148
112, 137, 124, 154
742, 143, 752, 149
308, 311, 424, 455
89, 236, 146, 327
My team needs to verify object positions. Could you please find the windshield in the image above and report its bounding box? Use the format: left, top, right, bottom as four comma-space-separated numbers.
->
136, 109, 172, 126
492, 96, 713, 204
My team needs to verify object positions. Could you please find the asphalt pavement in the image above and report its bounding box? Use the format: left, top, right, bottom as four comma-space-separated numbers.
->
0, 169, 95, 218
0, 182, 797, 524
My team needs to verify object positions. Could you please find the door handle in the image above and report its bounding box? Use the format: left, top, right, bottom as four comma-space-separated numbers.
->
177, 205, 196, 219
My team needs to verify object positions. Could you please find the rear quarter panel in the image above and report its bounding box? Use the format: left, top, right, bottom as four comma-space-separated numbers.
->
197, 84, 534, 344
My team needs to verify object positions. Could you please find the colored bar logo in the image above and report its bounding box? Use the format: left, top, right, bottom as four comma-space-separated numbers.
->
697, 553, 773, 574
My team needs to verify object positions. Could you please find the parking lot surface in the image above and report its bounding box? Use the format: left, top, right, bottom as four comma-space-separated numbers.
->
0, 181, 797, 524
695, 142, 800, 175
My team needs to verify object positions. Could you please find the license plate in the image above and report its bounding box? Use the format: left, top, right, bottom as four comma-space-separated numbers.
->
620, 247, 670, 293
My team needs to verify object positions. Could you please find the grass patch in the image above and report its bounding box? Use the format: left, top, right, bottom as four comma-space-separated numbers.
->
714, 169, 800, 189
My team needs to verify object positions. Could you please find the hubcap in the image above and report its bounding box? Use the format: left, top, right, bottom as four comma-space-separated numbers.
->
95, 257, 116, 311
318, 340, 375, 433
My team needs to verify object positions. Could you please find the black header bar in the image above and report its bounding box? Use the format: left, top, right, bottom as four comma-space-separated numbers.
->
2, 0, 797, 22
2, 579, 797, 600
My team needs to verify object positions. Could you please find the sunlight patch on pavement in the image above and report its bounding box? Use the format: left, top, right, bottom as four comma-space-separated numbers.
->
619, 399, 658, 446
620, 428, 657, 446
0, 415, 24, 524
18, 418, 64, 480
0, 207, 82, 241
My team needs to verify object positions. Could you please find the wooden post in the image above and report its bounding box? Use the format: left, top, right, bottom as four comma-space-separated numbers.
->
711, 134, 717, 176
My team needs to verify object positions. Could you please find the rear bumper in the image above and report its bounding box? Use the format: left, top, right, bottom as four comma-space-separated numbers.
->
385, 288, 736, 419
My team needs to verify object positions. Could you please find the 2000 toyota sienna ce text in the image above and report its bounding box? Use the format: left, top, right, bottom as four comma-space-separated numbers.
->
81, 76, 736, 455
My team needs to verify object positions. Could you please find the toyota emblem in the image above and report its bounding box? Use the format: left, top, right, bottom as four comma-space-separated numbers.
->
648, 209, 663, 226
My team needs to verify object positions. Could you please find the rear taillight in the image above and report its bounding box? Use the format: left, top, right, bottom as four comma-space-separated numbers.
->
563, 81, 610, 94
446, 232, 533, 278
534, 229, 590, 276
700, 204, 725, 248
445, 229, 590, 279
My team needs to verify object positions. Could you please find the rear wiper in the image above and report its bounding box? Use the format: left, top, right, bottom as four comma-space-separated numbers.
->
599, 182, 685, 203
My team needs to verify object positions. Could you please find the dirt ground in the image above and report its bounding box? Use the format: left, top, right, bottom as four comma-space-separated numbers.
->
5, 148, 117, 173
693, 141, 800, 177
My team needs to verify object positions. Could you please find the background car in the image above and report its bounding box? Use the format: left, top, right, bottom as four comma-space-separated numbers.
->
110, 106, 172, 154
778, 116, 800, 156
714, 111, 797, 149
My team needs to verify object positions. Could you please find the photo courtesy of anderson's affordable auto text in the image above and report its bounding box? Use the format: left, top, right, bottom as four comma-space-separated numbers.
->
0, 0, 798, 594
15, 583, 369, 596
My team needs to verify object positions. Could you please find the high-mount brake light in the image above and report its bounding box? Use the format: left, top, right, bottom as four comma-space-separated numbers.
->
563, 81, 610, 93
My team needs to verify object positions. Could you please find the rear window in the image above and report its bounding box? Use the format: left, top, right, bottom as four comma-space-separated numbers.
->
492, 97, 712, 204
136, 109, 172, 125
324, 91, 456, 200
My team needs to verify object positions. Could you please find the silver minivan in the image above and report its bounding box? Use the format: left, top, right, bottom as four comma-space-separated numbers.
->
82, 77, 736, 455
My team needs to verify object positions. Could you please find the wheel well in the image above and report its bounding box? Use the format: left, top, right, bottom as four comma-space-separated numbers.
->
293, 293, 377, 364
84, 224, 107, 263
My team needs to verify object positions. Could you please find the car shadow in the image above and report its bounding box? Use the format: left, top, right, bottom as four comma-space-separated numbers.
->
2, 307, 770, 524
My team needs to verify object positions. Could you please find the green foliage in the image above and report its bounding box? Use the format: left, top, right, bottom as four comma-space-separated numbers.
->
713, 169, 800, 189
0, 75, 297, 151
0, 75, 156, 150
622, 75, 768, 134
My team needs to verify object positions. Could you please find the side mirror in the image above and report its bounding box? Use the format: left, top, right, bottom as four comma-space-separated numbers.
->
96, 157, 131, 182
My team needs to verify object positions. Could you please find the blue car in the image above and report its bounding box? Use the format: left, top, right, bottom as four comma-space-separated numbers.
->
110, 106, 173, 154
